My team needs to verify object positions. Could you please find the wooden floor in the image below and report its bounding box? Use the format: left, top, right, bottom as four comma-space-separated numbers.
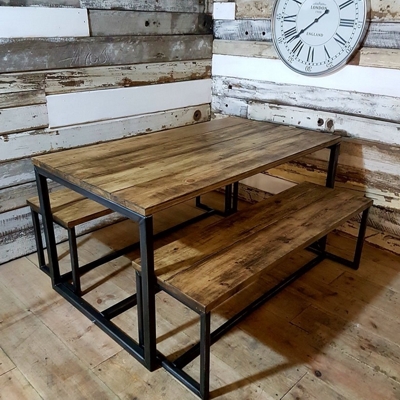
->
1, 193, 400, 400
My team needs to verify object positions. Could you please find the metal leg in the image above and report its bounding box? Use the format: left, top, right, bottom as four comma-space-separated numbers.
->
136, 271, 144, 346
200, 312, 211, 400
35, 169, 60, 286
30, 208, 46, 270
139, 216, 157, 371
352, 207, 370, 270
68, 227, 81, 295
224, 184, 233, 216
232, 181, 239, 213
326, 143, 341, 189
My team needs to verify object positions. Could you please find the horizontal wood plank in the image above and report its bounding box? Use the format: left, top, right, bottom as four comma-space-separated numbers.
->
0, 158, 35, 190
88, 10, 211, 36
46, 79, 212, 128
0, 1, 79, 7
0, 35, 212, 73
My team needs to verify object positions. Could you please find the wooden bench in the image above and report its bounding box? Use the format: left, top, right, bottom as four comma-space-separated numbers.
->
27, 188, 113, 294
132, 182, 372, 399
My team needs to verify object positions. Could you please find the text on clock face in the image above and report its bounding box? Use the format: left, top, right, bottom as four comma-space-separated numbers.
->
272, 0, 368, 75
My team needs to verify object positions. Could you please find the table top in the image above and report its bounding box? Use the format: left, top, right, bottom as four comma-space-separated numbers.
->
32, 117, 340, 216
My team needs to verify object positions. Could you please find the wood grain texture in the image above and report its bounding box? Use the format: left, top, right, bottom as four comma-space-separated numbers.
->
80, 0, 203, 12
89, 10, 212, 36
0, 35, 212, 73
32, 117, 340, 215
214, 20, 400, 49
0, 0, 79, 6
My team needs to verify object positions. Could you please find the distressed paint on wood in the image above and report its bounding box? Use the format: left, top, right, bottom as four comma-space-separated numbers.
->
212, 55, 400, 98
80, 0, 203, 13
0, 104, 210, 162
0, 158, 35, 190
0, 6, 89, 38
46, 79, 211, 128
45, 60, 211, 94
88, 10, 212, 36
213, 40, 400, 70
213, 76, 400, 122
234, 0, 400, 21
0, 89, 46, 109
0, 104, 48, 135
0, 35, 213, 73
0, 1, 79, 6
213, 20, 400, 49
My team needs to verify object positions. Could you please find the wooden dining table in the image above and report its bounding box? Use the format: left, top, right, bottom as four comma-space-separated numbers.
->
32, 116, 341, 372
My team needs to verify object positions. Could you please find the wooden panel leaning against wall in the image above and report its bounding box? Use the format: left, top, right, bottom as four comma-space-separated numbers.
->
0, 0, 213, 264
211, 1, 400, 247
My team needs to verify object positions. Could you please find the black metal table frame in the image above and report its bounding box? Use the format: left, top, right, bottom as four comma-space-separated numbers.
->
34, 142, 352, 395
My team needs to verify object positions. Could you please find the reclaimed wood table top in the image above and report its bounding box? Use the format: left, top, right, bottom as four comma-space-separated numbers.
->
32, 117, 341, 216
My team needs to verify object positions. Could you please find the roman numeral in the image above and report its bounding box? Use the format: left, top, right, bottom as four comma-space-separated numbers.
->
340, 18, 355, 27
284, 14, 297, 23
284, 27, 297, 41
292, 39, 304, 57
324, 45, 331, 59
334, 33, 347, 46
339, 0, 354, 10
307, 47, 314, 62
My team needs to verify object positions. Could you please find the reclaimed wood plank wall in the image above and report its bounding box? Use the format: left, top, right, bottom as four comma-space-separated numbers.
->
212, 0, 400, 240
0, 1, 213, 264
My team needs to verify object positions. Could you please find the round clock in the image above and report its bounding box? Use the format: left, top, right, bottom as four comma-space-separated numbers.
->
271, 0, 370, 76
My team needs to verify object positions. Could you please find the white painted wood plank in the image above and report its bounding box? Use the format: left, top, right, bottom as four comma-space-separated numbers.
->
0, 7, 89, 38
212, 55, 400, 98
0, 104, 48, 134
248, 102, 400, 146
46, 79, 212, 128
213, 2, 236, 20
0, 104, 210, 162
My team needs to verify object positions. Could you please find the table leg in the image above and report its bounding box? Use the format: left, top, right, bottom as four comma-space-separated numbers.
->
139, 216, 157, 371
34, 168, 61, 287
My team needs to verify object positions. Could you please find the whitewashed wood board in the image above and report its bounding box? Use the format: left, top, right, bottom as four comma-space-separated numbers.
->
45, 60, 211, 94
88, 10, 211, 36
213, 76, 400, 122
46, 79, 212, 128
80, 0, 203, 12
212, 94, 249, 118
0, 159, 35, 190
213, 40, 400, 70
213, 20, 400, 48
0, 35, 212, 73
248, 101, 400, 146
0, 104, 48, 135
0, 6, 89, 38
0, 104, 210, 162
0, 89, 46, 109
0, 1, 79, 6
233, 0, 400, 21
213, 2, 236, 20
212, 55, 400, 98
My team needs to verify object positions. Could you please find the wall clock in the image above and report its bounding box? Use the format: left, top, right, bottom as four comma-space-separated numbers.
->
271, 0, 370, 76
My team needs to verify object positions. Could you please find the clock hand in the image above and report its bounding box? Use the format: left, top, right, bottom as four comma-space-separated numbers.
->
288, 9, 330, 42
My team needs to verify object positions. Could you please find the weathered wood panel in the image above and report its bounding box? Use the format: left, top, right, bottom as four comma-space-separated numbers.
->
214, 20, 400, 49
234, 0, 400, 21
213, 40, 400, 70
248, 101, 400, 146
213, 76, 400, 122
46, 79, 211, 127
213, 55, 400, 98
0, 104, 48, 135
0, 89, 46, 109
0, 35, 213, 73
89, 11, 212, 36
0, 104, 210, 162
80, 0, 203, 13
213, 2, 236, 20
0, 6, 89, 38
0, 1, 79, 6
45, 60, 211, 94
0, 158, 35, 190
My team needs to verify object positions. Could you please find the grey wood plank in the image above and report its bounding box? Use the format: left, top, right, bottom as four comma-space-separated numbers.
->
89, 10, 212, 36
0, 0, 79, 6
80, 0, 203, 13
214, 20, 400, 49
0, 158, 35, 190
0, 35, 212, 73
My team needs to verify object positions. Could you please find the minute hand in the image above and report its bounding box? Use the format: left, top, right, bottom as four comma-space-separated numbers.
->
291, 9, 330, 41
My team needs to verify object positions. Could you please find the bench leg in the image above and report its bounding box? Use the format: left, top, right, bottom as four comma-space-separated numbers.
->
68, 227, 81, 295
200, 312, 211, 400
30, 208, 47, 271
136, 271, 144, 346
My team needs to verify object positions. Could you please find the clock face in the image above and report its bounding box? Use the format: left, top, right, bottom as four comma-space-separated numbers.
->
272, 0, 370, 76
